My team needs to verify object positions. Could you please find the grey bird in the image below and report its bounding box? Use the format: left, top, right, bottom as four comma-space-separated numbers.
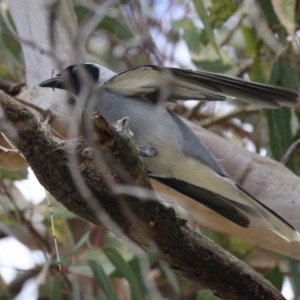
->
39, 63, 300, 242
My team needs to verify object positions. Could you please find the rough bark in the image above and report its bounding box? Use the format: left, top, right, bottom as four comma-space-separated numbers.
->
5, 0, 300, 261
0, 90, 285, 300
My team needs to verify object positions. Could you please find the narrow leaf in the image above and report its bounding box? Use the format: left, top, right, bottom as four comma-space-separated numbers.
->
193, 60, 231, 73
208, 0, 238, 29
172, 19, 200, 54
128, 257, 147, 296
103, 247, 143, 300
266, 55, 297, 171
271, 0, 296, 36
265, 266, 284, 290
70, 274, 81, 300
73, 230, 91, 253
50, 276, 63, 300
197, 289, 221, 299
88, 260, 119, 300
159, 261, 180, 295
97, 290, 109, 300
193, 0, 220, 56
288, 257, 300, 297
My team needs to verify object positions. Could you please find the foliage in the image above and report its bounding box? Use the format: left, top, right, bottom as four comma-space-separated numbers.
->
0, 0, 300, 299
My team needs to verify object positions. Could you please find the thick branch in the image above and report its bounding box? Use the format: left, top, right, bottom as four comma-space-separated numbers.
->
0, 90, 284, 300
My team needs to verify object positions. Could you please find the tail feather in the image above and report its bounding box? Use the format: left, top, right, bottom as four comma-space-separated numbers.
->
235, 184, 300, 242
151, 173, 300, 242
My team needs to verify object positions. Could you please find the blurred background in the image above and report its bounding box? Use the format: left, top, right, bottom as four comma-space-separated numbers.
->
0, 0, 300, 299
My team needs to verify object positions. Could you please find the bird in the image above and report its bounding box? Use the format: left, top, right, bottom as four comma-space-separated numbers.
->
39, 63, 300, 242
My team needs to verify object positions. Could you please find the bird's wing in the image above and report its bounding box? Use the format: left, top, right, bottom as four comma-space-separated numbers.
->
102, 65, 299, 108
145, 111, 300, 242
150, 156, 300, 242
151, 177, 250, 227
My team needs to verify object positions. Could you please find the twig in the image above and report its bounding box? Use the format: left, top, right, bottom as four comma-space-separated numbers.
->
280, 138, 300, 165
199, 105, 260, 127
0, 79, 25, 96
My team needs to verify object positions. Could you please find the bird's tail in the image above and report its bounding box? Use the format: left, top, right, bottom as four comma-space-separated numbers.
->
235, 184, 300, 242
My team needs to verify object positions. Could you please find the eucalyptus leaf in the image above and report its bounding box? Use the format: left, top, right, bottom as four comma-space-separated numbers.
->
50, 276, 63, 300
271, 0, 296, 36
159, 261, 180, 295
288, 257, 300, 297
70, 274, 81, 300
193, 60, 231, 73
265, 266, 284, 291
172, 18, 200, 54
88, 260, 119, 300
266, 55, 297, 171
103, 247, 144, 300
197, 289, 221, 299
208, 0, 238, 29
193, 0, 220, 56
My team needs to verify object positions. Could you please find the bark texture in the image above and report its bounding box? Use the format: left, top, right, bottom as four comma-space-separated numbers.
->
0, 91, 285, 300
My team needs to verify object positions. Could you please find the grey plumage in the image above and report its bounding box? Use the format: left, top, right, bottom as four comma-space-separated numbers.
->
39, 63, 300, 242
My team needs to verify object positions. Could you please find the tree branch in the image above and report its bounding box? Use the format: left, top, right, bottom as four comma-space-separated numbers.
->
0, 90, 285, 300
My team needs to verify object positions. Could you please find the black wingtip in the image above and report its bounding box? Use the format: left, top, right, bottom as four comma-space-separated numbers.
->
152, 176, 250, 228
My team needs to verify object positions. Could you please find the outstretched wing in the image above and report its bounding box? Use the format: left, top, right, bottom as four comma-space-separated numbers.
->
102, 65, 299, 108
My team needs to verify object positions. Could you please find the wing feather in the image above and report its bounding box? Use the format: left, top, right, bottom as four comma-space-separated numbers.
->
102, 65, 299, 108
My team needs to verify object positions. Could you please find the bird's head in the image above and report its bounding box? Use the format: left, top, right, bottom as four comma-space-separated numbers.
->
39, 63, 101, 96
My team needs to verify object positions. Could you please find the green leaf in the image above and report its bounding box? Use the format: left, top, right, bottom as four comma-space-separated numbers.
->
193, 60, 231, 73
103, 247, 144, 300
97, 291, 109, 300
266, 107, 293, 164
266, 55, 298, 171
70, 274, 81, 300
193, 0, 220, 56
50, 276, 63, 300
88, 260, 119, 300
73, 230, 91, 253
159, 261, 180, 295
271, 0, 296, 36
98, 16, 133, 41
207, 232, 255, 261
74, 6, 133, 40
83, 249, 116, 275
241, 26, 260, 54
252, 39, 264, 83
172, 19, 200, 54
260, 0, 280, 28
208, 0, 238, 29
127, 257, 147, 296
265, 266, 284, 290
288, 257, 300, 297
0, 169, 28, 180
197, 289, 221, 299
69, 262, 93, 278
74, 5, 89, 23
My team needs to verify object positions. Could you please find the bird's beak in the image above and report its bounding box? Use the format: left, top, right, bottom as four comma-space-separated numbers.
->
39, 76, 64, 90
